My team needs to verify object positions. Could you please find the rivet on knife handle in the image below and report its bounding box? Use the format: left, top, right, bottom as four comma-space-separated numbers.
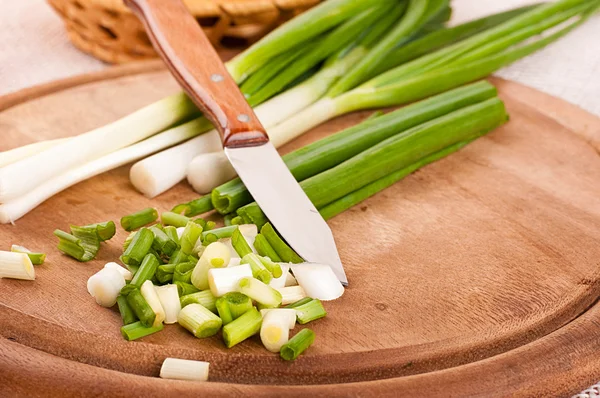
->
123, 0, 268, 148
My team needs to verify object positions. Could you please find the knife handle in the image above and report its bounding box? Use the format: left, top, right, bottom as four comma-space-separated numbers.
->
124, 0, 268, 148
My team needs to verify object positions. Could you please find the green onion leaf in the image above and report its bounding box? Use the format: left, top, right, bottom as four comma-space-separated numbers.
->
280, 329, 315, 360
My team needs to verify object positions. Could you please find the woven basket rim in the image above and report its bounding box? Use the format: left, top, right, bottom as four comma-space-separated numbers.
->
85, 0, 319, 14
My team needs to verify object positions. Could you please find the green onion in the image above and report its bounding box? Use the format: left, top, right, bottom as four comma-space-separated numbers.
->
54, 220, 117, 262
180, 221, 203, 255
241, 253, 272, 284
121, 227, 154, 268
121, 321, 164, 341
173, 262, 194, 284
253, 234, 282, 262
294, 299, 327, 324
231, 227, 253, 258
156, 264, 175, 284
168, 249, 187, 264
120, 207, 158, 231
175, 281, 200, 297
286, 297, 313, 309
280, 329, 315, 360
116, 295, 138, 325
149, 226, 178, 256
163, 226, 180, 246
201, 225, 237, 245
259, 255, 282, 278
124, 287, 156, 327
178, 303, 222, 338
212, 81, 496, 215
260, 224, 304, 263
237, 277, 282, 308
130, 253, 159, 287
161, 212, 190, 228
10, 245, 46, 265
204, 221, 216, 231
171, 195, 214, 217
180, 290, 217, 312
0, 251, 35, 280
190, 242, 230, 290
222, 307, 262, 348
215, 292, 253, 325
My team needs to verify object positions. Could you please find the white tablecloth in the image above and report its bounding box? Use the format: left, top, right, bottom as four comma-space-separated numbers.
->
1, 0, 599, 117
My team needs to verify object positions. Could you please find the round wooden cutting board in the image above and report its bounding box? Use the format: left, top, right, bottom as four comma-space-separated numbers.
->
1, 60, 600, 398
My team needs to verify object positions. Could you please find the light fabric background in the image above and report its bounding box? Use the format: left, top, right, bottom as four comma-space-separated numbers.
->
0, 0, 599, 116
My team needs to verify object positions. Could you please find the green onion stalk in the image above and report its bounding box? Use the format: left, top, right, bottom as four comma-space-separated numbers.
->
54, 221, 115, 262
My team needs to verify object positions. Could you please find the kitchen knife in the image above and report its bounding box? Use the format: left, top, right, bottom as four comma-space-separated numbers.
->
124, 0, 348, 285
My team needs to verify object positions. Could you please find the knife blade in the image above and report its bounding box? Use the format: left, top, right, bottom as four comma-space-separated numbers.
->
124, 0, 348, 284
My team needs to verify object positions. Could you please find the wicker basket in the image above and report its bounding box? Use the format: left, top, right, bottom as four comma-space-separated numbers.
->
48, 0, 321, 64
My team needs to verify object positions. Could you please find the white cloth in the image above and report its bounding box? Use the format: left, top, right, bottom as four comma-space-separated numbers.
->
1, 0, 599, 116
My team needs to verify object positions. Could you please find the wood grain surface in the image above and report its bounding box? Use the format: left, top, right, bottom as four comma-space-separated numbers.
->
1, 61, 600, 397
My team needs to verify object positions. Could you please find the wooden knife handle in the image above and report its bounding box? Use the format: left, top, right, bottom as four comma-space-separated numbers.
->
124, 0, 268, 148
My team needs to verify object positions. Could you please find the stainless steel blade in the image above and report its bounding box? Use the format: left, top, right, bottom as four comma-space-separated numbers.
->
225, 143, 348, 285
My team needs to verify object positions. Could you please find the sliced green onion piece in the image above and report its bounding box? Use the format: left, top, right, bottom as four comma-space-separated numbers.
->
120, 207, 158, 231
171, 195, 214, 217
231, 227, 253, 258
174, 281, 200, 297
294, 299, 327, 324
161, 212, 190, 228
280, 328, 315, 360
208, 264, 253, 297
104, 262, 133, 281
0, 251, 35, 280
261, 309, 295, 352
260, 308, 297, 330
241, 253, 272, 284
168, 249, 188, 264
215, 292, 253, 325
130, 253, 160, 287
156, 264, 175, 284
121, 321, 164, 341
191, 241, 230, 290
285, 297, 313, 309
149, 226, 178, 256
222, 307, 262, 348
180, 290, 217, 312
141, 280, 165, 327
117, 295, 137, 325
121, 228, 154, 268
10, 244, 46, 265
201, 225, 237, 245
163, 226, 180, 246
87, 267, 126, 307
180, 221, 203, 255
155, 284, 181, 324
123, 231, 136, 251
160, 358, 209, 382
269, 264, 291, 289
237, 277, 282, 308
173, 261, 194, 284
253, 235, 282, 262
276, 286, 307, 306
259, 256, 282, 278
178, 303, 222, 338
260, 223, 304, 263
124, 287, 156, 327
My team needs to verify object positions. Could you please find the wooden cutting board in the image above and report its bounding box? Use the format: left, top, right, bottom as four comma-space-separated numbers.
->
1, 59, 600, 398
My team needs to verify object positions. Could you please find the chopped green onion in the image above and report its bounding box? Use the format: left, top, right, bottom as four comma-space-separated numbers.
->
191, 241, 230, 290
173, 262, 195, 284
208, 264, 253, 297
121, 321, 164, 341
223, 214, 234, 226
231, 216, 243, 225
252, 234, 282, 262
156, 264, 175, 284
260, 309, 296, 352
222, 307, 262, 348
280, 329, 315, 360
259, 256, 282, 278
178, 303, 222, 338
241, 253, 272, 284
155, 284, 181, 324
171, 195, 214, 217
168, 249, 188, 264
149, 226, 178, 256
294, 299, 327, 324
163, 226, 180, 246
277, 286, 307, 306
87, 267, 126, 307
215, 292, 253, 325
231, 227, 253, 258
160, 358, 209, 382
0, 251, 35, 280
237, 277, 282, 308
10, 244, 45, 265
175, 281, 200, 297
201, 225, 237, 245
123, 231, 136, 251
120, 207, 158, 231
161, 212, 190, 228
121, 227, 154, 268
269, 264, 291, 289
117, 295, 138, 325
286, 297, 313, 308
180, 290, 217, 312
260, 224, 304, 263
130, 253, 159, 287
54, 221, 116, 262
140, 281, 165, 327
180, 221, 203, 255
124, 286, 156, 327
204, 221, 216, 231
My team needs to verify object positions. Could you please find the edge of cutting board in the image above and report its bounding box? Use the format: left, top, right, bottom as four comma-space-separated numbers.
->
1, 62, 600, 397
